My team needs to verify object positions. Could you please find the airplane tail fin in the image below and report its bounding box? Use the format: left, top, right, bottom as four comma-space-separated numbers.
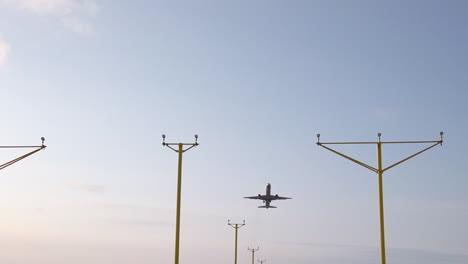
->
258, 206, 277, 209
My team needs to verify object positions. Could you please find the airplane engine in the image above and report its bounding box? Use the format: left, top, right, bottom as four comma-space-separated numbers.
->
276, 194, 278, 197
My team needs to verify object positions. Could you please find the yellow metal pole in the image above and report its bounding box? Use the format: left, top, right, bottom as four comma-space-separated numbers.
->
0, 137, 46, 171
174, 143, 183, 264
377, 141, 386, 264
248, 247, 259, 264
228, 220, 245, 264
234, 224, 238, 264
163, 135, 198, 264
317, 132, 443, 264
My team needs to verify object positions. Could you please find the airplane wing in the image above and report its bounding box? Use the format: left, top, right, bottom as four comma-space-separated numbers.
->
271, 196, 291, 200
244, 195, 268, 200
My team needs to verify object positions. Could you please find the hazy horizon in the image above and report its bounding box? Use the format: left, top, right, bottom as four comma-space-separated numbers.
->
1, 1, 467, 263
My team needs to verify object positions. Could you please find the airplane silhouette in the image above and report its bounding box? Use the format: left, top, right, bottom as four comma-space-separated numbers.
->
244, 183, 291, 209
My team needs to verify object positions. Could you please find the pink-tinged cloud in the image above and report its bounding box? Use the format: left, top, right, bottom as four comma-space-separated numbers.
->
0, 36, 10, 68
0, 0, 98, 35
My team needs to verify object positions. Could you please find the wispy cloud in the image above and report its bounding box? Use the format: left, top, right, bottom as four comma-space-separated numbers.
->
75, 183, 106, 194
110, 219, 172, 227
94, 202, 173, 228
278, 241, 373, 249
0, 35, 10, 68
0, 0, 98, 35
389, 247, 468, 264
276, 241, 468, 264
375, 107, 400, 120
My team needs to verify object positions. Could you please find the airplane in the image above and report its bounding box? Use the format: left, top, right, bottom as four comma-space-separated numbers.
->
244, 183, 291, 209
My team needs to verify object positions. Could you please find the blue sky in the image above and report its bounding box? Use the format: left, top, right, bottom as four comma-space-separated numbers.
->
0, 1, 467, 263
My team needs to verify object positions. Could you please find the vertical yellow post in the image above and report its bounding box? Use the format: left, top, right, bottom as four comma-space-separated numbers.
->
317, 132, 443, 264
248, 247, 259, 264
174, 143, 183, 264
234, 224, 238, 264
377, 141, 386, 264
163, 135, 198, 264
228, 220, 245, 264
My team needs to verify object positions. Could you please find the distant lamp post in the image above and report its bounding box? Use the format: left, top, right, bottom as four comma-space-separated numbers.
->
0, 137, 46, 171
316, 132, 444, 264
248, 247, 260, 264
162, 134, 199, 264
228, 220, 246, 264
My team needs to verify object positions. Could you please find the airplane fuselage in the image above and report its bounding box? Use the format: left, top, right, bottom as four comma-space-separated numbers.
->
245, 183, 291, 209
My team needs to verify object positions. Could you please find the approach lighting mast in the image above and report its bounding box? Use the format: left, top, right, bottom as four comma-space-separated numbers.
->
248, 247, 260, 264
162, 134, 199, 264
316, 132, 444, 264
228, 220, 246, 264
0, 137, 46, 171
